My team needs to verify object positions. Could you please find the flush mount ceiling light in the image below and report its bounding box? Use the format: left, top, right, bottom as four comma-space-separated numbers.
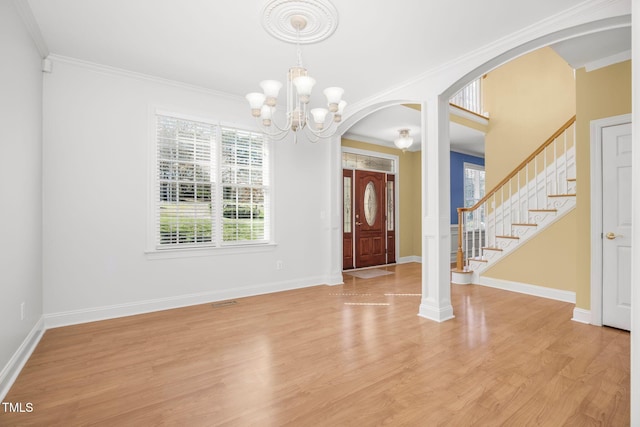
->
394, 129, 414, 151
245, 0, 345, 143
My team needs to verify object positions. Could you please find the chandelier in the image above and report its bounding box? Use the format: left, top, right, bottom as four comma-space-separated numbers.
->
394, 129, 414, 151
245, 0, 345, 142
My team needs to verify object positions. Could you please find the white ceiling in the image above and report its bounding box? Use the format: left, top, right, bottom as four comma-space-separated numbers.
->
25, 0, 630, 156
550, 26, 631, 70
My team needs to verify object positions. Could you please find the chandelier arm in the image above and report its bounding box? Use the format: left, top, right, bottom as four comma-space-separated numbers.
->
253, 118, 291, 140
260, 127, 293, 141
302, 127, 322, 143
304, 119, 339, 138
267, 114, 293, 133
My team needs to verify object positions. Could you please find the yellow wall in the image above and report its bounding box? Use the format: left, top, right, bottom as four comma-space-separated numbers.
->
575, 60, 632, 309
483, 47, 576, 188
482, 47, 577, 292
483, 213, 578, 291
483, 54, 631, 303
410, 149, 422, 256
341, 138, 422, 258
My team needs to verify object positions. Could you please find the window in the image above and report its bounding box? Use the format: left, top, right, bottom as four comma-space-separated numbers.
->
342, 152, 394, 172
155, 113, 270, 250
463, 162, 485, 227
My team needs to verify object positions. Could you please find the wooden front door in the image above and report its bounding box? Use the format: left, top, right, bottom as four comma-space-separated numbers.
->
354, 170, 387, 268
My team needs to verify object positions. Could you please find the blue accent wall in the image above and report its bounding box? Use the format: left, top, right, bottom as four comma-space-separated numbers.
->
450, 151, 484, 224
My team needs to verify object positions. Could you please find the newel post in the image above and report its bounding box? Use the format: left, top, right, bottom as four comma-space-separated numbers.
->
456, 208, 464, 271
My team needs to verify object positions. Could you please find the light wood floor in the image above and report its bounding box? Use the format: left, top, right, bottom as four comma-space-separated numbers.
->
1, 263, 629, 426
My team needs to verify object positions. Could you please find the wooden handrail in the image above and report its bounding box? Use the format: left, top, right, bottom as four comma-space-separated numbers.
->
459, 115, 576, 213
449, 103, 490, 121
455, 115, 576, 271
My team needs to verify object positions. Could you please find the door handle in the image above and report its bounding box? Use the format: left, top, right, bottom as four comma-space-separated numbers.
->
606, 232, 622, 240
355, 221, 362, 226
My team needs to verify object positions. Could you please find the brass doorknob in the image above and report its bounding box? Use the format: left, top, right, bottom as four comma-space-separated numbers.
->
606, 232, 619, 240
355, 221, 362, 226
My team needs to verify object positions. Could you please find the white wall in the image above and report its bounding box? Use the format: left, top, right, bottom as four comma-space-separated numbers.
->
42, 58, 335, 324
631, 0, 639, 422
0, 0, 44, 386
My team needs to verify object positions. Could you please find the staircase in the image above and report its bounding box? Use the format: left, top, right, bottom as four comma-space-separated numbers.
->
452, 116, 577, 285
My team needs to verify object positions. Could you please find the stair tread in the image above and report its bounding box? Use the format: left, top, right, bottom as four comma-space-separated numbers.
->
496, 235, 520, 239
482, 247, 503, 251
567, 178, 577, 182
451, 269, 473, 274
512, 223, 537, 227
548, 193, 576, 197
529, 209, 557, 212
468, 257, 488, 263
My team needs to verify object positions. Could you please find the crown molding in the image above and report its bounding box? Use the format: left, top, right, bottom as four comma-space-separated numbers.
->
584, 49, 631, 71
12, 0, 49, 58
450, 148, 485, 159
47, 54, 246, 103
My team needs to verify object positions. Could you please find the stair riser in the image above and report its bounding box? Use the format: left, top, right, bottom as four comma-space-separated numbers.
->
468, 196, 576, 281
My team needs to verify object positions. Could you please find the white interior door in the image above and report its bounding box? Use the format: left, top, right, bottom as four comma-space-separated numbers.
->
602, 122, 632, 331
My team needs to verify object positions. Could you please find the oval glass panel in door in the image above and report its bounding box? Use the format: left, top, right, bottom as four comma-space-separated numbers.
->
364, 181, 377, 226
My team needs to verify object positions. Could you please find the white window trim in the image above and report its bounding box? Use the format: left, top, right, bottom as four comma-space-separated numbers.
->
145, 107, 276, 258
463, 161, 485, 172
462, 162, 485, 232
463, 162, 485, 203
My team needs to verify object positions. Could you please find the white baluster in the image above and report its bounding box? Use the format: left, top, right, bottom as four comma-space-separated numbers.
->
509, 179, 513, 232
481, 203, 485, 250
517, 170, 521, 224
493, 194, 496, 247
500, 186, 504, 237
471, 211, 476, 258
564, 129, 568, 194
526, 161, 529, 223
572, 123, 576, 180
533, 156, 538, 209
554, 137, 558, 195
544, 146, 548, 200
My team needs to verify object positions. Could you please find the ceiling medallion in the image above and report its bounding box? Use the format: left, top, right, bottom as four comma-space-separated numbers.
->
246, 0, 345, 143
261, 0, 339, 44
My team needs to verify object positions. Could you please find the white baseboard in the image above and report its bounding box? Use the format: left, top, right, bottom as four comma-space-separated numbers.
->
325, 273, 345, 286
477, 276, 576, 303
44, 276, 327, 329
571, 308, 591, 324
0, 317, 45, 401
398, 256, 422, 264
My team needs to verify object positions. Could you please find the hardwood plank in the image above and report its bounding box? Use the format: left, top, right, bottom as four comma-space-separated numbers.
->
0, 263, 629, 426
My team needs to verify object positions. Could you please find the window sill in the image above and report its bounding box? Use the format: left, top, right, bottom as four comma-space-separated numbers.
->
145, 242, 278, 260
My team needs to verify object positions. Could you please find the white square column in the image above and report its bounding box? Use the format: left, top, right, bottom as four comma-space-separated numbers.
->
418, 96, 454, 322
